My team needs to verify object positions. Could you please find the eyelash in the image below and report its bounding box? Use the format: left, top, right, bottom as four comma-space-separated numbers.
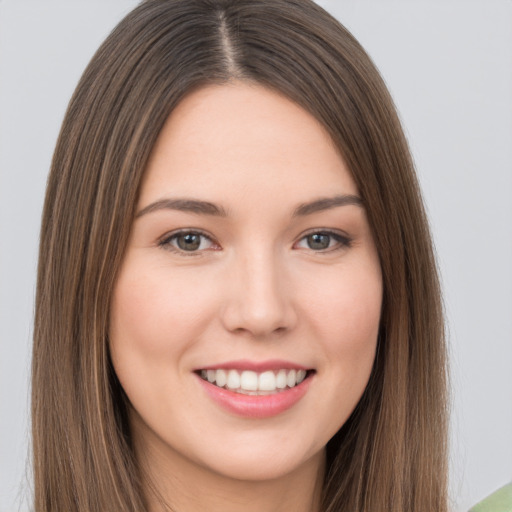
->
294, 229, 352, 252
158, 229, 352, 256
158, 229, 219, 256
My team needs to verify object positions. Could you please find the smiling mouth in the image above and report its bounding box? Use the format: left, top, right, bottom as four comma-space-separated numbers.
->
197, 368, 314, 395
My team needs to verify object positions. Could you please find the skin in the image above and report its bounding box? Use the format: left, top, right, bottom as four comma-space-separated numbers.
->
109, 82, 383, 512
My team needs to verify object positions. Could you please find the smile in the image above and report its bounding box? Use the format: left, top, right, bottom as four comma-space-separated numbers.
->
199, 368, 308, 395
195, 362, 315, 418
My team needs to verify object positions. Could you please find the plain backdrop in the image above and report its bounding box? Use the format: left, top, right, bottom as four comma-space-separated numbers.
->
0, 1, 511, 511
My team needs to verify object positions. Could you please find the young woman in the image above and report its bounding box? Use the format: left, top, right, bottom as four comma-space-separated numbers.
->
32, 1, 449, 510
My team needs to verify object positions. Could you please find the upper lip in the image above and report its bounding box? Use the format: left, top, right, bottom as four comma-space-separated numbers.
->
196, 359, 311, 372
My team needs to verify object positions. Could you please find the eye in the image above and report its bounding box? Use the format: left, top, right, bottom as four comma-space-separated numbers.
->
295, 230, 352, 252
159, 230, 218, 254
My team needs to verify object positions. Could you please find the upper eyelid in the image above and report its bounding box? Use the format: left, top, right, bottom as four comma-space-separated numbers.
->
159, 228, 215, 243
157, 229, 219, 255
157, 227, 352, 249
296, 227, 351, 241
293, 229, 353, 251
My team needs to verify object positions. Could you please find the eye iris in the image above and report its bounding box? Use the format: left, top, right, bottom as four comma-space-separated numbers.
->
177, 233, 201, 251
307, 233, 330, 250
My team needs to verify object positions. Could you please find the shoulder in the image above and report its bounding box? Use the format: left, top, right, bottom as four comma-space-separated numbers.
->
469, 483, 512, 512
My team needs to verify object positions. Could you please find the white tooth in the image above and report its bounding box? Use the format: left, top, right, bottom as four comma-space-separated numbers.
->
286, 369, 297, 388
240, 370, 258, 391
296, 369, 307, 384
258, 371, 276, 391
276, 369, 287, 389
227, 369, 240, 389
201, 370, 207, 379
216, 369, 227, 387
207, 370, 216, 383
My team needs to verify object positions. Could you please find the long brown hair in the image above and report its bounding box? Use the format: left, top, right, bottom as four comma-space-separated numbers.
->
32, 1, 449, 510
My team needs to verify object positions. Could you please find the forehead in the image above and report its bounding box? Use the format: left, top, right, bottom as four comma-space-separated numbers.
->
139, 82, 358, 207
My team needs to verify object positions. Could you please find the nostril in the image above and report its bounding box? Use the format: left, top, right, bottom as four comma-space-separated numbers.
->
220, 296, 298, 338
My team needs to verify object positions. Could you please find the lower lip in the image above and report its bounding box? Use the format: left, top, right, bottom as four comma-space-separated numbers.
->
196, 374, 313, 419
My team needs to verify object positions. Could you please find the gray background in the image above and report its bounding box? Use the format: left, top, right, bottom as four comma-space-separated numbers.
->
1, 1, 511, 511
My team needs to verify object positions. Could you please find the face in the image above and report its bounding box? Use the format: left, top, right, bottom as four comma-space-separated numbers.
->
109, 83, 382, 483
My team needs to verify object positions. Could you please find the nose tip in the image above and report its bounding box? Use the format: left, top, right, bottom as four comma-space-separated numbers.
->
220, 262, 297, 338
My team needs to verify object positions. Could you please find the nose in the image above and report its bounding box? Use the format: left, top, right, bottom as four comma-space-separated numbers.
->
220, 250, 297, 338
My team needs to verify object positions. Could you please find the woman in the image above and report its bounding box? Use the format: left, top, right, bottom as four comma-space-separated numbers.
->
32, 0, 449, 511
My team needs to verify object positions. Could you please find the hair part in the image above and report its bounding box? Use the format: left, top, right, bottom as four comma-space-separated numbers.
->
32, 1, 449, 510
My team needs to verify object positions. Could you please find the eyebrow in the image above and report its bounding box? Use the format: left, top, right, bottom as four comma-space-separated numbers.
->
136, 198, 228, 218
293, 194, 363, 216
135, 194, 363, 219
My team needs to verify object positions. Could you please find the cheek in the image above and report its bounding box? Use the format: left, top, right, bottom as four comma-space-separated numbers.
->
307, 262, 382, 346
109, 260, 216, 358
108, 259, 221, 417
304, 261, 382, 395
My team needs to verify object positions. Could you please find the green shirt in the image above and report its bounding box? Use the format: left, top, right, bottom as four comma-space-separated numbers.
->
469, 483, 512, 512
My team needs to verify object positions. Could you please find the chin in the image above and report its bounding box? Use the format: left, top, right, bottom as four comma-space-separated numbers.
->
201, 446, 325, 483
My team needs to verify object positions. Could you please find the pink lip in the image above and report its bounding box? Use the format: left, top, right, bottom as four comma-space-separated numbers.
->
197, 359, 309, 372
195, 369, 314, 420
